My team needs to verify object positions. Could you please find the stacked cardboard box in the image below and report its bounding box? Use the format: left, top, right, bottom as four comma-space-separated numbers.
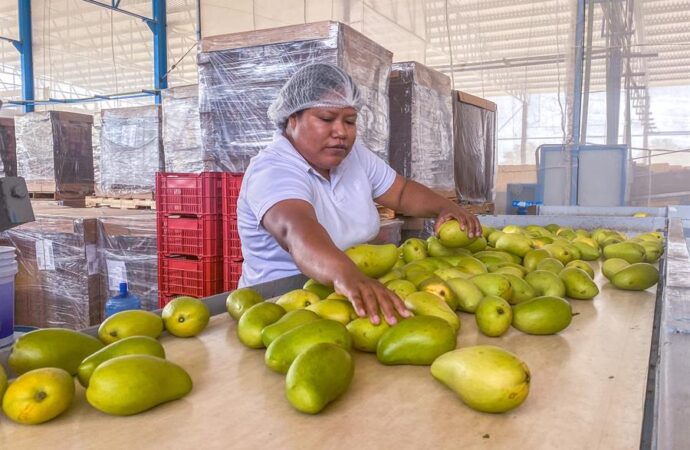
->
0, 117, 17, 177
198, 21, 393, 172
162, 85, 206, 173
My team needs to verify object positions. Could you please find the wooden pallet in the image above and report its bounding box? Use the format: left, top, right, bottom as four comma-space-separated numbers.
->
376, 205, 397, 220
85, 196, 156, 210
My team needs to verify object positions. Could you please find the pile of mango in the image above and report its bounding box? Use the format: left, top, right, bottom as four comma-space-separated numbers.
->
1, 296, 211, 425
230, 220, 663, 415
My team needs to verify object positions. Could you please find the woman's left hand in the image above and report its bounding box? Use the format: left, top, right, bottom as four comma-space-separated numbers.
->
433, 205, 483, 238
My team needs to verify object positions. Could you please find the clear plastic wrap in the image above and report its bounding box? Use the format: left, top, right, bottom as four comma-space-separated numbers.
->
369, 219, 403, 245
15, 111, 95, 196
452, 91, 497, 203
99, 105, 164, 197
96, 214, 159, 312
92, 111, 103, 196
198, 21, 392, 172
389, 62, 454, 190
0, 117, 17, 177
162, 85, 206, 173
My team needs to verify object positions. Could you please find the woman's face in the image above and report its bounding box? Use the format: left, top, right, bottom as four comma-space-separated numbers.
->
285, 107, 358, 175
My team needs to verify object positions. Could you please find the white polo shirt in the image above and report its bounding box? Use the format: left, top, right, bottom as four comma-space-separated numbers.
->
237, 132, 396, 287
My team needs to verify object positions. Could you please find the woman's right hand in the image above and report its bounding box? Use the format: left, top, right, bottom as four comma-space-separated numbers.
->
333, 268, 412, 326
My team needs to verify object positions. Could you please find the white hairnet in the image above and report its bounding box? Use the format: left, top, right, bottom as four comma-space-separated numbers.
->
268, 63, 364, 128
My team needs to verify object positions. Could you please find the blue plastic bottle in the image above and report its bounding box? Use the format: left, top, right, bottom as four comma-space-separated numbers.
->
105, 282, 142, 318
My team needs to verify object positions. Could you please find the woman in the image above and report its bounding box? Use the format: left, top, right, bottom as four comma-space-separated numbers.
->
237, 63, 481, 325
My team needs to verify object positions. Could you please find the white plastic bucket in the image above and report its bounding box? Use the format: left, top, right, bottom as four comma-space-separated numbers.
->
0, 246, 18, 348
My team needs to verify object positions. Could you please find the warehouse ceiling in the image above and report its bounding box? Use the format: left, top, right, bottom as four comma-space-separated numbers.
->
0, 0, 688, 108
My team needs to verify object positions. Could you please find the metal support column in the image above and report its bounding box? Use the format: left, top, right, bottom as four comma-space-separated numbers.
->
18, 0, 34, 113
571, 0, 586, 145
580, 0, 595, 143
151, 0, 167, 104
520, 96, 529, 165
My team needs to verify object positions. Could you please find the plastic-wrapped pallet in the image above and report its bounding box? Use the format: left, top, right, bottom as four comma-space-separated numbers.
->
389, 62, 454, 190
15, 111, 95, 198
198, 21, 392, 172
0, 210, 101, 330
0, 117, 17, 176
97, 213, 159, 312
162, 85, 206, 173
99, 105, 164, 197
92, 111, 103, 196
452, 90, 497, 203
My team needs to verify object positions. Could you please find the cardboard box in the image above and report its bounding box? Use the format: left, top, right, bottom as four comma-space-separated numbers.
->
0, 117, 17, 177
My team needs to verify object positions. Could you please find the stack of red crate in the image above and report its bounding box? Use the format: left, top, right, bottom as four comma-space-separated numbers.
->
222, 172, 244, 291
156, 172, 224, 307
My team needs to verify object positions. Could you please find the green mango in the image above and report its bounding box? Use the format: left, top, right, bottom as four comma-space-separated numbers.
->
385, 279, 417, 298
427, 236, 465, 257
545, 224, 561, 234
565, 260, 595, 279
475, 295, 513, 337
9, 328, 104, 376
276, 289, 321, 311
237, 302, 286, 349
86, 355, 192, 416
611, 263, 659, 291
406, 270, 436, 288
403, 291, 460, 331
571, 242, 600, 261
525, 225, 552, 237
303, 279, 335, 299
542, 244, 575, 265
487, 230, 506, 247
454, 256, 488, 275
487, 262, 528, 276
98, 310, 164, 345
636, 240, 663, 263
285, 343, 354, 414
556, 228, 576, 240
602, 258, 630, 280
522, 249, 552, 272
307, 299, 357, 325
419, 277, 459, 311
502, 225, 523, 234
226, 288, 263, 320
434, 267, 470, 281
446, 277, 484, 313
603, 242, 646, 264
378, 269, 404, 285
77, 336, 165, 387
512, 296, 572, 335
473, 250, 513, 266
261, 309, 321, 347
495, 233, 533, 257
346, 318, 391, 353
601, 235, 624, 248
525, 270, 566, 297
559, 267, 599, 300
438, 220, 476, 248
465, 237, 488, 253
470, 273, 513, 301
575, 229, 590, 237
502, 273, 536, 305
425, 257, 452, 269
491, 266, 526, 278
345, 243, 399, 278
401, 238, 428, 263
431, 345, 530, 413
404, 259, 438, 273
536, 258, 565, 275
265, 319, 352, 374
377, 316, 456, 365
531, 236, 554, 248
482, 226, 496, 239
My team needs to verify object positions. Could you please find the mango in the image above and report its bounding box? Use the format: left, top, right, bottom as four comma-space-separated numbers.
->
385, 279, 417, 299
86, 355, 192, 416
470, 273, 513, 301
487, 230, 505, 247
465, 237, 488, 253
9, 328, 104, 376
307, 299, 357, 325
473, 250, 513, 266
603, 242, 646, 264
636, 240, 663, 263
276, 289, 321, 311
482, 226, 496, 239
431, 346, 530, 413
237, 302, 286, 348
446, 277, 485, 313
377, 316, 456, 365
406, 270, 436, 288
565, 260, 595, 279
346, 317, 391, 352
2, 367, 75, 424
536, 257, 565, 275
265, 319, 352, 374
162, 296, 210, 338
525, 270, 566, 297
401, 238, 428, 263
419, 277, 459, 311
434, 267, 471, 281
491, 266, 525, 278
602, 258, 630, 280
303, 279, 335, 299
438, 220, 476, 248
286, 343, 354, 414
427, 236, 466, 257
475, 296, 512, 337
543, 243, 575, 264
0, 365, 6, 399
512, 296, 572, 335
77, 336, 165, 387
454, 256, 488, 275
261, 309, 321, 347
226, 288, 263, 320
522, 249, 552, 272
488, 262, 528, 276
425, 257, 452, 269
545, 224, 561, 234
559, 267, 599, 300
98, 310, 164, 344
404, 291, 460, 331
611, 263, 659, 291
502, 273, 536, 305
571, 241, 600, 261
378, 269, 404, 285
495, 233, 532, 257
345, 243, 399, 277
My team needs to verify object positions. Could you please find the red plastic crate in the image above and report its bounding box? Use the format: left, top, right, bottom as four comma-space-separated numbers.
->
222, 215, 242, 261
224, 259, 243, 292
158, 293, 177, 308
158, 255, 223, 299
156, 172, 223, 215
222, 172, 244, 217
158, 215, 223, 257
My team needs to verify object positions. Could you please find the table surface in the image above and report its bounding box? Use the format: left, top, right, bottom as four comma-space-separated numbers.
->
1, 263, 657, 450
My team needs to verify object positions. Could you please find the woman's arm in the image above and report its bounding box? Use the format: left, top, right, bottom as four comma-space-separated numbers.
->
262, 199, 411, 325
375, 175, 483, 237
